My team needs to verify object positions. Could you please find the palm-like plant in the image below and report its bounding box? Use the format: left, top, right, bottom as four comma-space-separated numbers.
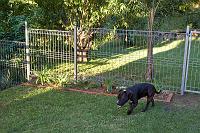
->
34, 68, 51, 85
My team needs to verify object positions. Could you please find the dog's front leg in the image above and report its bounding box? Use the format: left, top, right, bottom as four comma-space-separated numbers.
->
127, 101, 138, 115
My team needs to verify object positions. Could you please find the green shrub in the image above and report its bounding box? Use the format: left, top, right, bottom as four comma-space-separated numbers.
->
51, 73, 69, 87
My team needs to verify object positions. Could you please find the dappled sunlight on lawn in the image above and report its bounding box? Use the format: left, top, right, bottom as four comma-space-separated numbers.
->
21, 87, 53, 99
49, 39, 184, 81
78, 40, 184, 76
153, 40, 184, 54
0, 86, 54, 104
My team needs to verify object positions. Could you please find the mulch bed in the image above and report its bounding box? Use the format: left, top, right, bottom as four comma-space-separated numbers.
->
65, 88, 174, 103
19, 83, 174, 103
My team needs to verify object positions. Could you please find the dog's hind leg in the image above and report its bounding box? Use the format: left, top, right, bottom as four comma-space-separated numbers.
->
142, 97, 153, 112
151, 98, 155, 107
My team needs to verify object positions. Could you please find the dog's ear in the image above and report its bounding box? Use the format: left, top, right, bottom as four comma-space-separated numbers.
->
118, 89, 126, 92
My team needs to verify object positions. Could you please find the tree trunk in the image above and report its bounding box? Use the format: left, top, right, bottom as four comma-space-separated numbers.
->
77, 30, 93, 62
146, 8, 155, 81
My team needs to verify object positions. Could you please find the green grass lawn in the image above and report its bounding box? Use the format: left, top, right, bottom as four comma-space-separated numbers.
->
1, 86, 200, 133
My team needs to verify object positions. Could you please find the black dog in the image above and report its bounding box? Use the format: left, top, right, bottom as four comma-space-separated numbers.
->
117, 83, 161, 115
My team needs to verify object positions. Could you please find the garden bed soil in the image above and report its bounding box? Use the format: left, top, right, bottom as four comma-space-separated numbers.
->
20, 82, 59, 89
20, 82, 174, 103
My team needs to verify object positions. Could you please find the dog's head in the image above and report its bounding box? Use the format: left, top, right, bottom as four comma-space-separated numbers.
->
116, 89, 130, 108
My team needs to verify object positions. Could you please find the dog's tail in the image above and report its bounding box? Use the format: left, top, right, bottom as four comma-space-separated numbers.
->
155, 89, 161, 94
153, 83, 161, 94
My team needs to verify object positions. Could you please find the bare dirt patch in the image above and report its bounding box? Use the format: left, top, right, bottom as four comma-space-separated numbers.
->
162, 93, 200, 112
171, 93, 200, 107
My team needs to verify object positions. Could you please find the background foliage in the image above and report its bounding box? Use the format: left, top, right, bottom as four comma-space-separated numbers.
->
0, 0, 200, 41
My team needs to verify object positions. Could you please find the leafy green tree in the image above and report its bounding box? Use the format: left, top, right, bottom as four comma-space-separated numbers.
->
0, 0, 10, 33
102, 0, 144, 29
143, 0, 162, 81
64, 0, 109, 29
32, 0, 66, 29
0, 0, 34, 40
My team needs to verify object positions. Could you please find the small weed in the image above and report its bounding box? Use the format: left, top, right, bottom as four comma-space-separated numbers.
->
104, 78, 113, 93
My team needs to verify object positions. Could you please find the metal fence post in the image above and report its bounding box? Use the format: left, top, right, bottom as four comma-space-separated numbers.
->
181, 26, 190, 95
25, 21, 30, 81
184, 31, 192, 93
74, 25, 78, 82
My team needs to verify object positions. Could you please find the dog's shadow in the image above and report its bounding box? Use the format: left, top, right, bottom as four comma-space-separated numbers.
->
115, 100, 156, 116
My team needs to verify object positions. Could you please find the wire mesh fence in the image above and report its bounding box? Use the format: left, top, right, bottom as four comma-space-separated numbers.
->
77, 28, 186, 91
2, 25, 200, 93
0, 40, 26, 90
28, 28, 74, 85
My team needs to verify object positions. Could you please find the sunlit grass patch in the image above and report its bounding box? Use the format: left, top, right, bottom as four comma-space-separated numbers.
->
51, 40, 184, 78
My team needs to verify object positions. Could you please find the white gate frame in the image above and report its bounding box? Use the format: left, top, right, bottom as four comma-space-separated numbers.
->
25, 21, 30, 81
181, 28, 200, 95
181, 26, 190, 95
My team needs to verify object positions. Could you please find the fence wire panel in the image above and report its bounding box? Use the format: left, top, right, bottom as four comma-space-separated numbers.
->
153, 32, 186, 91
77, 28, 186, 91
28, 29, 74, 83
185, 32, 200, 92
88, 29, 149, 86
0, 40, 26, 90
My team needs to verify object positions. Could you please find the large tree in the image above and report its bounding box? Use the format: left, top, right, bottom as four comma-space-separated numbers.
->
65, 0, 109, 29
144, 0, 161, 81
